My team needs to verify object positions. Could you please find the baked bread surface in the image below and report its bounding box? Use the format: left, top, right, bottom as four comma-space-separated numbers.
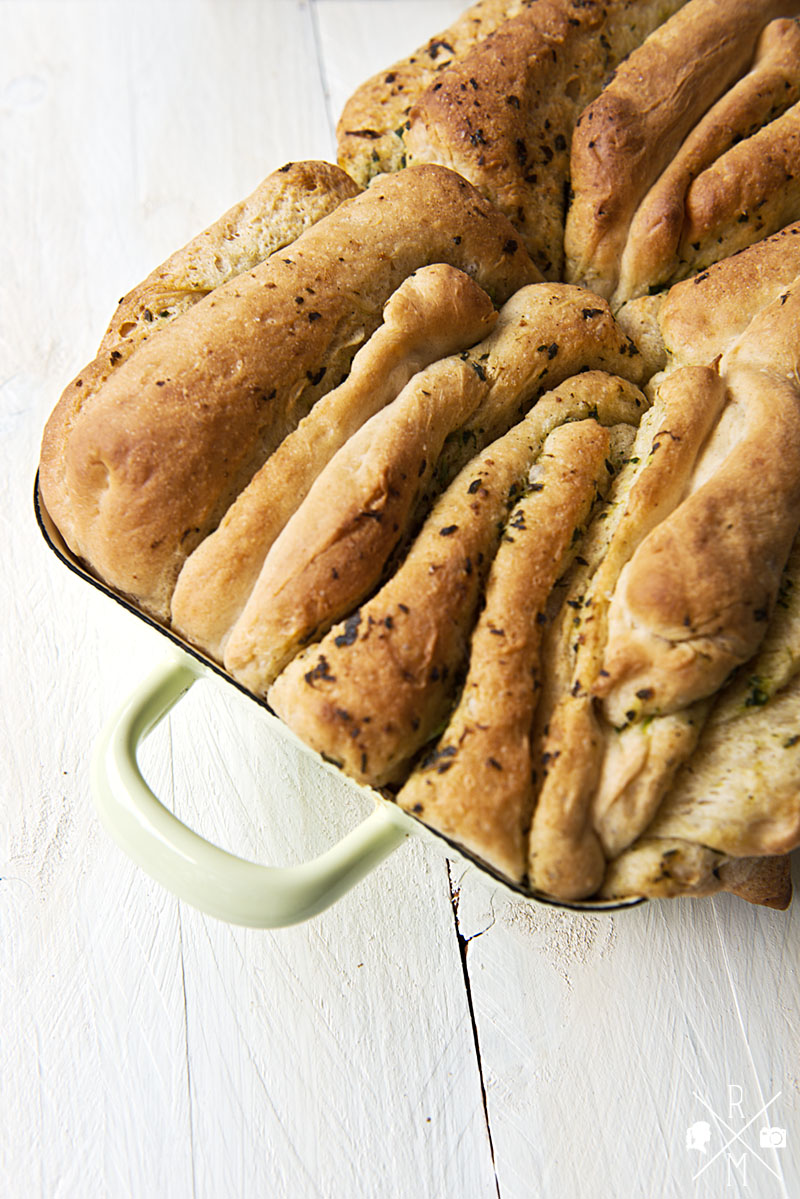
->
170, 265, 499, 660
564, 0, 800, 299
43, 165, 537, 618
39, 161, 361, 571
40, 0, 800, 909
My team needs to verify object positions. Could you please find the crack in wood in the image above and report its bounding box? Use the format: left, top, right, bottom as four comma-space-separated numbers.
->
447, 860, 503, 1199
178, 913, 198, 1199
172, 702, 198, 1199
309, 0, 338, 149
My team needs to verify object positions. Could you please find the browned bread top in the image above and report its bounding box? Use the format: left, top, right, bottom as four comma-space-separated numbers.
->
42, 165, 538, 618
39, 160, 361, 568
615, 18, 800, 303
170, 265, 499, 661
336, 0, 530, 186
564, 0, 800, 299
40, 0, 800, 909
402, 0, 686, 278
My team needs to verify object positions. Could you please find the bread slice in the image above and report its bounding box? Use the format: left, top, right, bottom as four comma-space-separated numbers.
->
615, 18, 800, 304
396, 397, 637, 882
226, 355, 488, 693
268, 370, 647, 789
528, 365, 728, 900
565, 0, 800, 299
41, 165, 539, 619
170, 265, 498, 660
597, 367, 800, 724
640, 540, 800, 857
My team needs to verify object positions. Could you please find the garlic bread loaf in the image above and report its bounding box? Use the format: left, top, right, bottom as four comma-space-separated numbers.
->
40, 0, 800, 910
268, 349, 648, 789
40, 160, 360, 576
41, 165, 538, 619
565, 0, 800, 300
170, 265, 499, 660
238, 283, 645, 699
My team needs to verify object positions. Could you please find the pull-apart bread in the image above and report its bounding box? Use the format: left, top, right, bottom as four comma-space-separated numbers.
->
40, 164, 537, 619
40, 0, 800, 910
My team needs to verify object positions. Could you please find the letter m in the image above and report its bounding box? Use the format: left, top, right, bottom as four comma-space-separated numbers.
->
727, 1152, 748, 1187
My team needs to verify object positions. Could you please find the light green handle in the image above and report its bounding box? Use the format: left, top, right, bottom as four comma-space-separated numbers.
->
91, 652, 410, 927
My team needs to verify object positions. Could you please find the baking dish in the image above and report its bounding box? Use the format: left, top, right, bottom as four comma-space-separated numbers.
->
35, 476, 645, 925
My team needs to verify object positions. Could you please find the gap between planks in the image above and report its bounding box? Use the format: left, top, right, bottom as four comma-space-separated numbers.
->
448, 860, 503, 1199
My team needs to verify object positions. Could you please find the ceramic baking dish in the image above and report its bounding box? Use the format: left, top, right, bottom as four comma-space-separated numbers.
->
35, 476, 644, 926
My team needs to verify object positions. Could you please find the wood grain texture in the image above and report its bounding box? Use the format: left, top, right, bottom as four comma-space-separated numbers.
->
3, 2, 799, 1197
453, 860, 800, 1198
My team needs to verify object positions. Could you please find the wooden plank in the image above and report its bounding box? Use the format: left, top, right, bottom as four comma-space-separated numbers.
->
2, 2, 498, 1195
167, 680, 498, 1196
158, 4, 498, 1193
454, 859, 800, 1199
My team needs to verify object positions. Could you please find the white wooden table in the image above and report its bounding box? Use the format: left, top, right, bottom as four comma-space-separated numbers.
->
2, 3, 798, 1196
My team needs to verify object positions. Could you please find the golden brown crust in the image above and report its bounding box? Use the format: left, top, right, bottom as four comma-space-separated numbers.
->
396, 417, 616, 882
643, 533, 800, 857
38, 161, 361, 558
40, 166, 539, 618
268, 425, 533, 788
224, 357, 487, 694
527, 366, 727, 900
529, 697, 609, 900
404, 0, 685, 279
219, 284, 643, 695
658, 221, 800, 366
335, 0, 528, 186
565, 0, 800, 299
269, 367, 647, 789
592, 707, 708, 858
648, 673, 800, 856
614, 294, 669, 379
98, 162, 362, 361
170, 265, 498, 660
616, 18, 800, 304
598, 368, 800, 724
721, 269, 800, 379
442, 285, 647, 466
678, 99, 800, 274
586, 285, 800, 895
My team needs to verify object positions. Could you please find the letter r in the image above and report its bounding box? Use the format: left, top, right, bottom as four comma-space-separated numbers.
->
729, 1084, 744, 1119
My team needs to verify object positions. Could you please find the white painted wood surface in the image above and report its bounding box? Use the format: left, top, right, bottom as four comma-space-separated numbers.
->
2, 3, 798, 1196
